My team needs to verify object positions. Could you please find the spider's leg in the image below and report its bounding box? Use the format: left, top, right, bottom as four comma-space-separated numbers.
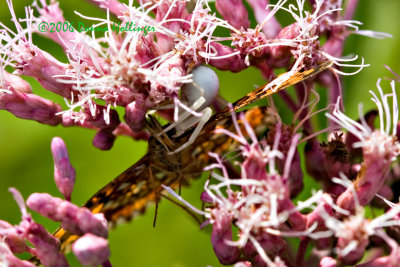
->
168, 107, 212, 154
174, 96, 207, 134
157, 96, 207, 136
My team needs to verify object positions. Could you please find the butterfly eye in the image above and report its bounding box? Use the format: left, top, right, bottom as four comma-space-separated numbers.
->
181, 65, 219, 110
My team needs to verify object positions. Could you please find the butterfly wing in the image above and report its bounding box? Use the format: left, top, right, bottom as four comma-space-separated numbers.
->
55, 149, 200, 251
82, 154, 156, 225
213, 60, 334, 121
54, 154, 158, 251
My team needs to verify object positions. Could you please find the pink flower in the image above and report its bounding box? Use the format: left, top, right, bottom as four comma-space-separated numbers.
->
327, 80, 400, 211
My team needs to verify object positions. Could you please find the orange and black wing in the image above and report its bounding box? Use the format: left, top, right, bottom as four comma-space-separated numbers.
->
213, 60, 334, 121
54, 154, 160, 251
55, 150, 198, 251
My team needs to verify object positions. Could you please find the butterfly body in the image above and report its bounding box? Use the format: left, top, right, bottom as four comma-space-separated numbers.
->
83, 107, 272, 222
54, 106, 275, 252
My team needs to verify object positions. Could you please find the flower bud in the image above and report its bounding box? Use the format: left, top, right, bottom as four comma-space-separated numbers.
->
215, 0, 250, 29
51, 137, 76, 201
72, 233, 110, 266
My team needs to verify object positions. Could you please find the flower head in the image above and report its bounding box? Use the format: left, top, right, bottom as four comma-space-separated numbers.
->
327, 80, 400, 210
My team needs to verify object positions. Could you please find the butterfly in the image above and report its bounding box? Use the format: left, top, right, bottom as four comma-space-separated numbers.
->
52, 60, 334, 253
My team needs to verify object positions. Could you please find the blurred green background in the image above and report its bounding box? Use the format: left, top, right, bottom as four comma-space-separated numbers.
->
0, 0, 400, 266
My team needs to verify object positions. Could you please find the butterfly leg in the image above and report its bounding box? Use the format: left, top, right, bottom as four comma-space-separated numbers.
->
148, 163, 162, 227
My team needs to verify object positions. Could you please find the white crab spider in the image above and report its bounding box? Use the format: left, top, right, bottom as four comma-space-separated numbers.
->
158, 65, 219, 154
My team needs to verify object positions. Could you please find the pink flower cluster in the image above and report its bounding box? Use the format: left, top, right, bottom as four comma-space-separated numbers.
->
0, 0, 388, 150
163, 80, 400, 266
0, 138, 111, 267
